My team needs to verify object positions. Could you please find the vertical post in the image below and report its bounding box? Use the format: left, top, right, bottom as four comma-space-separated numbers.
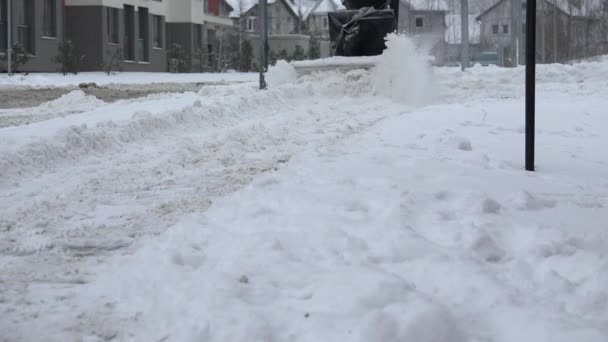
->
552, 0, 557, 63
515, 0, 523, 65
460, 0, 469, 71
7, 0, 12, 76
525, 0, 536, 171
541, 0, 545, 63
511, 0, 521, 67
263, 0, 268, 70
498, 29, 503, 67
259, 0, 268, 89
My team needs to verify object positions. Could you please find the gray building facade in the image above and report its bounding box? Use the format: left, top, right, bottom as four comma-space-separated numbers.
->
66, 5, 167, 72
477, 0, 605, 64
398, 0, 448, 65
0, 0, 64, 72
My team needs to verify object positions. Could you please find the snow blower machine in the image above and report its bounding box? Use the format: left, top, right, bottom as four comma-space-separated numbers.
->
291, 0, 399, 75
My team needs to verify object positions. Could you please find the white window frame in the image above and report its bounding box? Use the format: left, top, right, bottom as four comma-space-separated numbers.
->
247, 16, 257, 32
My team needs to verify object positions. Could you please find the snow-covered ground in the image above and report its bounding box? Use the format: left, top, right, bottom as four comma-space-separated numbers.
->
0, 72, 257, 89
1, 38, 607, 342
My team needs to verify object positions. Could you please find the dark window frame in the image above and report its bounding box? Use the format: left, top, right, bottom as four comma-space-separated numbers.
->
43, 0, 57, 38
503, 24, 508, 34
107, 7, 119, 44
194, 24, 204, 50
492, 24, 499, 34
415, 17, 423, 28
152, 15, 162, 48
138, 7, 149, 62
0, 0, 7, 52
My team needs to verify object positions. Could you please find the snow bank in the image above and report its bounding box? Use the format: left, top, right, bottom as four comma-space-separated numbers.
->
0, 91, 107, 128
0, 67, 378, 185
0, 72, 257, 89
78, 87, 608, 341
3, 52, 608, 342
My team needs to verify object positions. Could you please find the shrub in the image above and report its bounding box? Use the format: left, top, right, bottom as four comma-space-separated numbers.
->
52, 40, 85, 75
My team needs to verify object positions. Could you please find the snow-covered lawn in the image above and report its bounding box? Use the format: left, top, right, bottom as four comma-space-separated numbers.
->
0, 71, 257, 89
1, 39, 607, 341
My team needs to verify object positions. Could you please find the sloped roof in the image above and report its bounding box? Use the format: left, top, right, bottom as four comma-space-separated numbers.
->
309, 0, 345, 15
445, 14, 481, 44
229, 0, 319, 19
402, 0, 450, 11
476, 0, 602, 20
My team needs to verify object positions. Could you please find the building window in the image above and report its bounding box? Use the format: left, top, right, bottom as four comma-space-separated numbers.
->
107, 8, 119, 43
492, 24, 499, 34
247, 17, 257, 32
18, 0, 34, 53
138, 7, 149, 62
415, 17, 423, 28
503, 24, 508, 34
0, 0, 7, 52
322, 16, 328, 29
124, 5, 135, 60
207, 44, 214, 65
152, 15, 162, 48
43, 0, 56, 37
194, 24, 203, 50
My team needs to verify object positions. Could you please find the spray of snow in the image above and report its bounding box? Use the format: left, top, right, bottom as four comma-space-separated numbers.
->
371, 34, 434, 106
266, 60, 297, 88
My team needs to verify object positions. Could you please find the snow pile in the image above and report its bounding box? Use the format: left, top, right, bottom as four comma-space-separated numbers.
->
0, 68, 378, 185
291, 56, 379, 68
75, 88, 608, 341
265, 60, 298, 87
0, 72, 257, 89
38, 90, 106, 112
372, 34, 435, 106
2, 52, 608, 342
0, 91, 107, 128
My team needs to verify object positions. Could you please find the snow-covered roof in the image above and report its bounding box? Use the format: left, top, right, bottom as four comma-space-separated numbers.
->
309, 0, 345, 15
445, 14, 481, 44
228, 0, 319, 19
476, 0, 602, 19
403, 0, 450, 11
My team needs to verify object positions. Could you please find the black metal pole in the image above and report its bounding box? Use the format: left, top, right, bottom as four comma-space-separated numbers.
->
525, 0, 536, 171
259, 0, 268, 89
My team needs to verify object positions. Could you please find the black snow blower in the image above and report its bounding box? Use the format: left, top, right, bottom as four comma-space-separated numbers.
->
329, 0, 399, 56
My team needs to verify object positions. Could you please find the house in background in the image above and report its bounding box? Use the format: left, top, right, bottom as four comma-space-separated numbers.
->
1, 0, 237, 73
307, 0, 343, 57
476, 0, 605, 64
398, 0, 449, 64
445, 13, 482, 65
64, 0, 167, 72
203, 0, 237, 71
238, 0, 311, 63
166, 0, 236, 72
0, 0, 63, 72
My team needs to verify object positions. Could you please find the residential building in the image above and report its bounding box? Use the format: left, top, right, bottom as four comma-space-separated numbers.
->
445, 13, 483, 65
307, 0, 343, 57
476, 0, 605, 64
166, 0, 236, 72
64, 0, 168, 71
0, 0, 64, 72
239, 0, 311, 62
398, 0, 449, 64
